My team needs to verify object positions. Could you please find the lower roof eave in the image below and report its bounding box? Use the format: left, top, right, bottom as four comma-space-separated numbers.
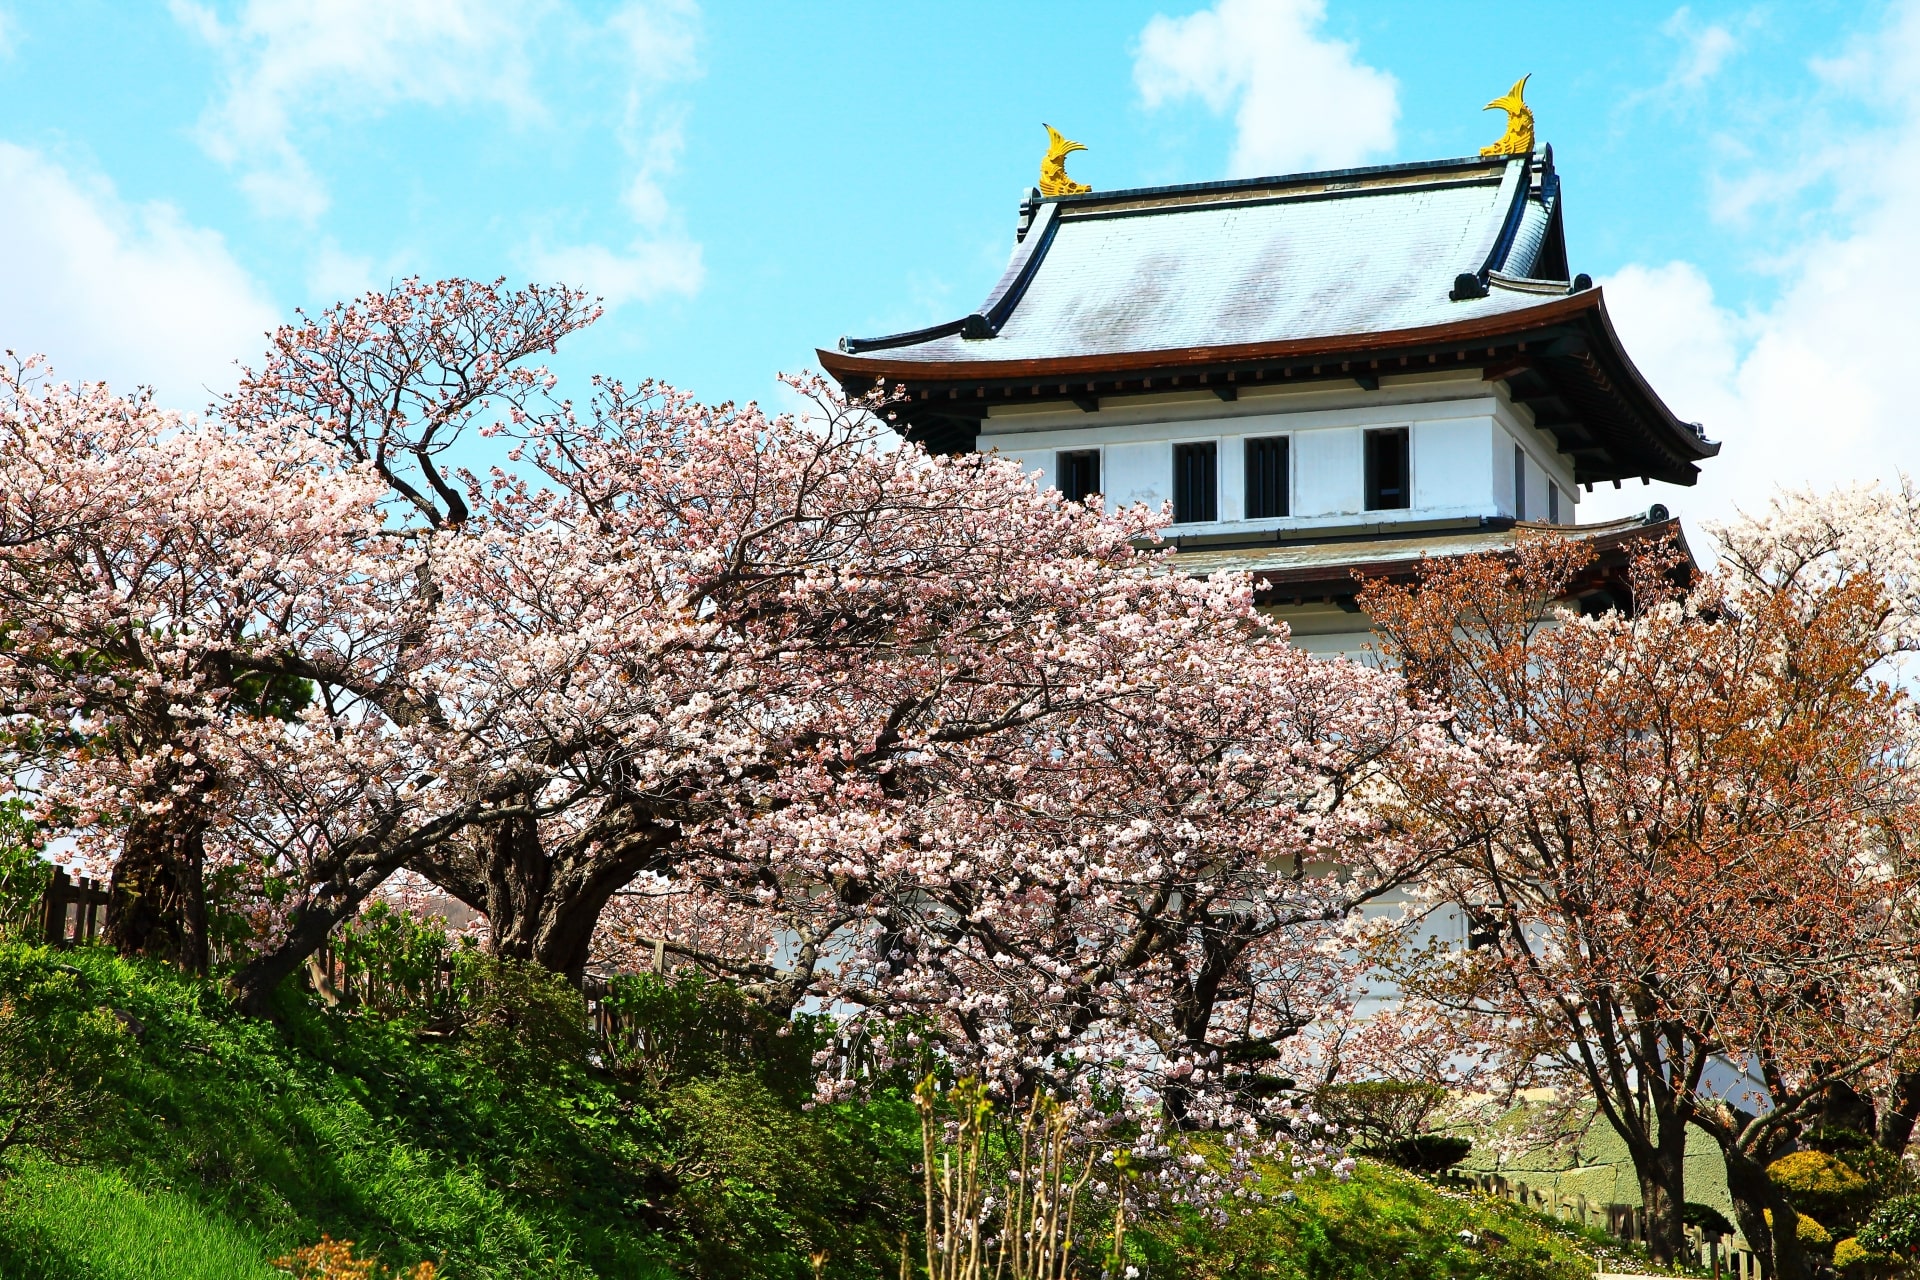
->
1197, 516, 1696, 605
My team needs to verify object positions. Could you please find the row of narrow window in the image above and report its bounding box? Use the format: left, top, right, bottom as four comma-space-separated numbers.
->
1060, 433, 1560, 525
1057, 429, 1411, 523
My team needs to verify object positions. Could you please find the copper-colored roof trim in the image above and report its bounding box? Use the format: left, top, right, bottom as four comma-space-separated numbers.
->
817, 290, 1601, 384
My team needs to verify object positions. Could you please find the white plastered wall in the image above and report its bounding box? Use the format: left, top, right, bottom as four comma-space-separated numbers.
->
979, 370, 1580, 533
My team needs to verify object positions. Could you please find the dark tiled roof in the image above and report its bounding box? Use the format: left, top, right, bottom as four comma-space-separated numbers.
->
820, 152, 1719, 487
839, 155, 1563, 361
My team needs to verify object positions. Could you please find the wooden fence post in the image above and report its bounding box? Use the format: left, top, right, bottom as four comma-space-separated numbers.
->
40, 865, 109, 946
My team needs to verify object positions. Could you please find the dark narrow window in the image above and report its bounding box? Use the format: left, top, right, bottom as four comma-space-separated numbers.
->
1173, 441, 1218, 523
1513, 444, 1527, 520
1464, 904, 1501, 950
1244, 436, 1289, 519
1548, 482, 1561, 524
1056, 450, 1100, 504
1364, 428, 1410, 511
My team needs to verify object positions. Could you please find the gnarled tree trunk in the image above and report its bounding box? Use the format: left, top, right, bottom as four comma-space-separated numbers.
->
416, 808, 676, 985
1877, 1069, 1920, 1154
1636, 1119, 1690, 1269
104, 814, 209, 973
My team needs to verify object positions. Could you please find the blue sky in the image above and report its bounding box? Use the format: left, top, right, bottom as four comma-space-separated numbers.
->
2, 0, 1918, 530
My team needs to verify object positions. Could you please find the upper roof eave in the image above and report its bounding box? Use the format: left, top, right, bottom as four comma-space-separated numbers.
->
819, 289, 1600, 384
818, 287, 1720, 484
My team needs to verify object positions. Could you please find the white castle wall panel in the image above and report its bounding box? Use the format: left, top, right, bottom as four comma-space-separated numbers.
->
1103, 440, 1172, 511
1412, 417, 1495, 514
975, 372, 1584, 531
1293, 427, 1364, 517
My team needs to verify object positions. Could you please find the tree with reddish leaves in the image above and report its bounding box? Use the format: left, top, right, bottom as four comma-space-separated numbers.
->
1364, 530, 1920, 1280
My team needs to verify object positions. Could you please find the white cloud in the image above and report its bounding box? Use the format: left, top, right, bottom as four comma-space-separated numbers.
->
521, 237, 704, 308
174, 0, 707, 307
172, 0, 548, 221
1134, 0, 1397, 177
0, 142, 279, 404
520, 1, 706, 309
1585, 0, 1920, 539
1661, 7, 1741, 89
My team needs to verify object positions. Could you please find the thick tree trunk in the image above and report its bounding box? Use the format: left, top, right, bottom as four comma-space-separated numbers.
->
423, 812, 669, 986
1636, 1121, 1690, 1268
1722, 1139, 1811, 1280
104, 815, 209, 973
1877, 1070, 1920, 1154
481, 812, 551, 963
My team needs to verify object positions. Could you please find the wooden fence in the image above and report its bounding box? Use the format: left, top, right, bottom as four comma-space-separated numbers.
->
1449, 1171, 1759, 1279
41, 864, 109, 947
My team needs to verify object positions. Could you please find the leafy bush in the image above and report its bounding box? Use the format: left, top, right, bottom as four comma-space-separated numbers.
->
0, 803, 48, 941
1770, 1150, 1874, 1226
0, 938, 936, 1279
1317, 1080, 1473, 1173
324, 902, 473, 1021
1318, 1080, 1449, 1145
1375, 1134, 1473, 1175
1766, 1207, 1834, 1252
1859, 1194, 1920, 1259
1833, 1235, 1898, 1273
597, 968, 828, 1100
1683, 1201, 1735, 1237
0, 947, 129, 1174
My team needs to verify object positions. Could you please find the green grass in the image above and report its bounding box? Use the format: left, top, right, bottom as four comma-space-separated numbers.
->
0, 939, 1681, 1280
1138, 1158, 1614, 1280
0, 1158, 279, 1280
0, 941, 875, 1279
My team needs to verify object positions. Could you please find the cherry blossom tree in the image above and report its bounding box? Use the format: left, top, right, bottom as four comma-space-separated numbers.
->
5, 275, 1457, 1132
0, 357, 392, 970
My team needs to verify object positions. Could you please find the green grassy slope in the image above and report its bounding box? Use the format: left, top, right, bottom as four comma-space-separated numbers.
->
0, 941, 916, 1279
0, 1159, 280, 1280
0, 941, 1670, 1280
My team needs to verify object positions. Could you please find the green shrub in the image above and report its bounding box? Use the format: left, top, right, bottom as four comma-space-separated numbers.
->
1317, 1080, 1474, 1175
0, 946, 129, 1174
598, 967, 827, 1100
0, 803, 48, 941
1683, 1201, 1735, 1237
1859, 1194, 1920, 1259
1376, 1134, 1473, 1175
324, 901, 473, 1021
1771, 1149, 1875, 1227
1319, 1080, 1448, 1143
1834, 1235, 1899, 1273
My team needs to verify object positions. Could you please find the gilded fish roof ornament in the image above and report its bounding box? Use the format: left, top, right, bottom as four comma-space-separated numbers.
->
1039, 123, 1091, 197
1480, 75, 1535, 157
